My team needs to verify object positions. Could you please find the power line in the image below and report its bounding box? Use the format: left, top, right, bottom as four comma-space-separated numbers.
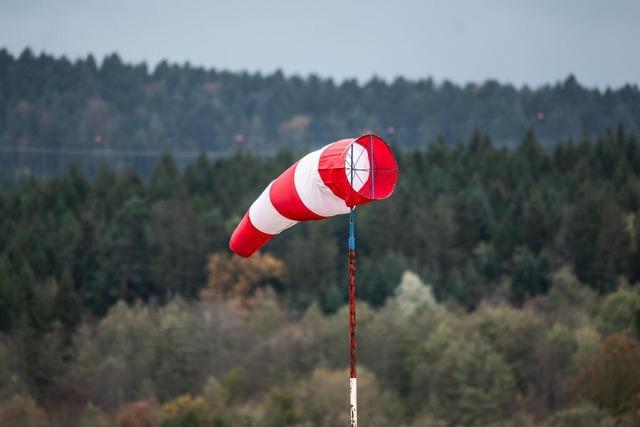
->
0, 146, 236, 159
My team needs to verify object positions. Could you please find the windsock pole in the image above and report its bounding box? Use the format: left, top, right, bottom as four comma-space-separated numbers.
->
348, 143, 358, 427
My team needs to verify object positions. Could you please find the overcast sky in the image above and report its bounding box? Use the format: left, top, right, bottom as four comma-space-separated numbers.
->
1, 0, 639, 88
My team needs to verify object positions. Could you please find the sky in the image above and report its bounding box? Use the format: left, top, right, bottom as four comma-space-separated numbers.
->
1, 0, 639, 89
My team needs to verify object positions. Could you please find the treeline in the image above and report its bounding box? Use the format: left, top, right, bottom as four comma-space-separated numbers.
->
1, 48, 640, 179
1, 128, 640, 331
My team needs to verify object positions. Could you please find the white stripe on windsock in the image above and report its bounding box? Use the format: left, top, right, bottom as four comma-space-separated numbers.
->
294, 146, 352, 217
248, 183, 298, 235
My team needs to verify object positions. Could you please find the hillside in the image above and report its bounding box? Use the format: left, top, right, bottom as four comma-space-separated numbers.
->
1, 48, 640, 179
2, 129, 640, 425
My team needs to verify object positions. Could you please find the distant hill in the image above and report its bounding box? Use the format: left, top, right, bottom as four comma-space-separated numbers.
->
1, 48, 639, 178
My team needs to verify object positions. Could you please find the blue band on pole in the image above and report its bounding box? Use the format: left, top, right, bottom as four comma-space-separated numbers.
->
348, 209, 355, 250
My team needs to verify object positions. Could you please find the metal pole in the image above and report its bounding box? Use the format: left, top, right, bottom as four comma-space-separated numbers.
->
348, 209, 357, 427
348, 143, 357, 427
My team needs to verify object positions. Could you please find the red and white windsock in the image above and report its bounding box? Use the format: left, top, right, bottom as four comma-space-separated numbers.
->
229, 134, 398, 257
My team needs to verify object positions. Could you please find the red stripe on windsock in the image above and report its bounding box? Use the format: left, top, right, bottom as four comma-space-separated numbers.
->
229, 212, 273, 257
318, 139, 370, 207
270, 161, 325, 221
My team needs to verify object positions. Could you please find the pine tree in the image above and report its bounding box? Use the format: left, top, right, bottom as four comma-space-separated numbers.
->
0, 256, 13, 331
51, 267, 81, 332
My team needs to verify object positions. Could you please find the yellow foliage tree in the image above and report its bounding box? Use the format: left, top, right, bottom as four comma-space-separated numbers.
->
160, 395, 209, 427
201, 252, 285, 306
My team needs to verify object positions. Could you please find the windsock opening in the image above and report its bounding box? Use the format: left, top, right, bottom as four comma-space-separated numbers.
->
352, 134, 398, 201
319, 134, 398, 207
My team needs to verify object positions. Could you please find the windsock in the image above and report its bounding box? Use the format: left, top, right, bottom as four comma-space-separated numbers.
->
229, 134, 398, 257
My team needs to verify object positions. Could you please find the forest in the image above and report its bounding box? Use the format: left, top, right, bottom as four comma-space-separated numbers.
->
1, 48, 640, 180
1, 126, 640, 426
